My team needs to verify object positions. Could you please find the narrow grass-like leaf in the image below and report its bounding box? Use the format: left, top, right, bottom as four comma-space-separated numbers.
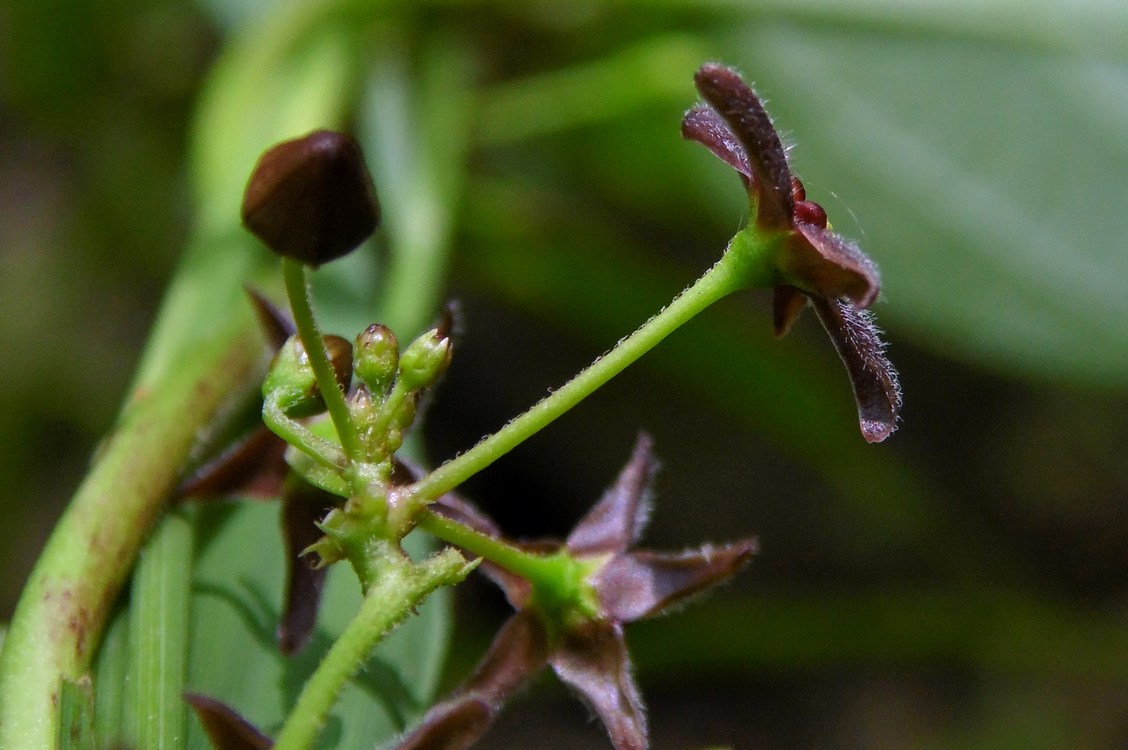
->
129, 510, 194, 750
58, 678, 95, 750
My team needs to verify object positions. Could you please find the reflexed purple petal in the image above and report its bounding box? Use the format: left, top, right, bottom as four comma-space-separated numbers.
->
790, 222, 881, 307
550, 622, 648, 750
693, 64, 794, 229
566, 434, 657, 555
772, 285, 808, 339
681, 105, 752, 187
594, 540, 757, 622
175, 427, 289, 501
277, 484, 337, 655
395, 611, 549, 750
811, 296, 902, 443
458, 610, 548, 701
246, 287, 295, 350
394, 697, 492, 750
185, 693, 273, 750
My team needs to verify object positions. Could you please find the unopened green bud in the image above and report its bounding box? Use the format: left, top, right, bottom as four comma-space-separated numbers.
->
383, 396, 417, 454
397, 329, 452, 391
354, 323, 399, 395
263, 334, 353, 417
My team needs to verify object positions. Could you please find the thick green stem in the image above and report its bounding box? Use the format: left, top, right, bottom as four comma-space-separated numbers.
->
271, 543, 473, 750
407, 238, 775, 505
0, 321, 264, 750
282, 258, 363, 461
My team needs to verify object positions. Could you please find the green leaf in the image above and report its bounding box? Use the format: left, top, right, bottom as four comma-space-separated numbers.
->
194, 0, 281, 34
184, 501, 452, 749
128, 511, 194, 749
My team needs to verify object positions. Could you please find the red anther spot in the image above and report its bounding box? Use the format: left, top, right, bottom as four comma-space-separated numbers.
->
794, 200, 828, 228
790, 176, 806, 203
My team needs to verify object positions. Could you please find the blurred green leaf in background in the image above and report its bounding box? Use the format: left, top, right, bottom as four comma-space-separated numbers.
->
2, 0, 1127, 747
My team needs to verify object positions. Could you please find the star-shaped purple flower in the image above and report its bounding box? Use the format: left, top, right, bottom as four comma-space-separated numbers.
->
683, 63, 902, 442
395, 434, 757, 750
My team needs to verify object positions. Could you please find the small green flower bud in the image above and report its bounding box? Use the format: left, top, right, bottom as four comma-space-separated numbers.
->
354, 323, 399, 395
263, 334, 353, 417
382, 397, 416, 454
241, 130, 380, 267
397, 328, 452, 391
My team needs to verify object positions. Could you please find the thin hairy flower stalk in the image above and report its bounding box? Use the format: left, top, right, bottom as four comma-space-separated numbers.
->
281, 258, 364, 461
405, 240, 777, 507
417, 509, 562, 586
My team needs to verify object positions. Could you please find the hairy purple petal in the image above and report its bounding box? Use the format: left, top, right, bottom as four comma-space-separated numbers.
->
277, 484, 337, 654
185, 693, 273, 750
810, 296, 902, 443
394, 697, 493, 750
566, 434, 657, 555
550, 622, 648, 750
456, 610, 549, 704
681, 105, 752, 187
772, 285, 809, 339
594, 540, 757, 622
246, 287, 295, 349
693, 63, 794, 229
790, 222, 881, 308
395, 611, 549, 750
175, 427, 290, 502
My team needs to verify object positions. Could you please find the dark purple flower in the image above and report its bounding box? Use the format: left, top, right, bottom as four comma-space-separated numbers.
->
397, 435, 757, 750
242, 130, 380, 267
683, 63, 901, 442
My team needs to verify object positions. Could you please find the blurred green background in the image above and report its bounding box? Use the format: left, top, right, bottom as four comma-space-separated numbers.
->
2, 0, 1127, 747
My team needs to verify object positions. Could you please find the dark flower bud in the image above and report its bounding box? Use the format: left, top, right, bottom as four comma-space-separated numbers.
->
354, 323, 399, 395
241, 130, 380, 266
263, 334, 353, 418
397, 328, 452, 391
